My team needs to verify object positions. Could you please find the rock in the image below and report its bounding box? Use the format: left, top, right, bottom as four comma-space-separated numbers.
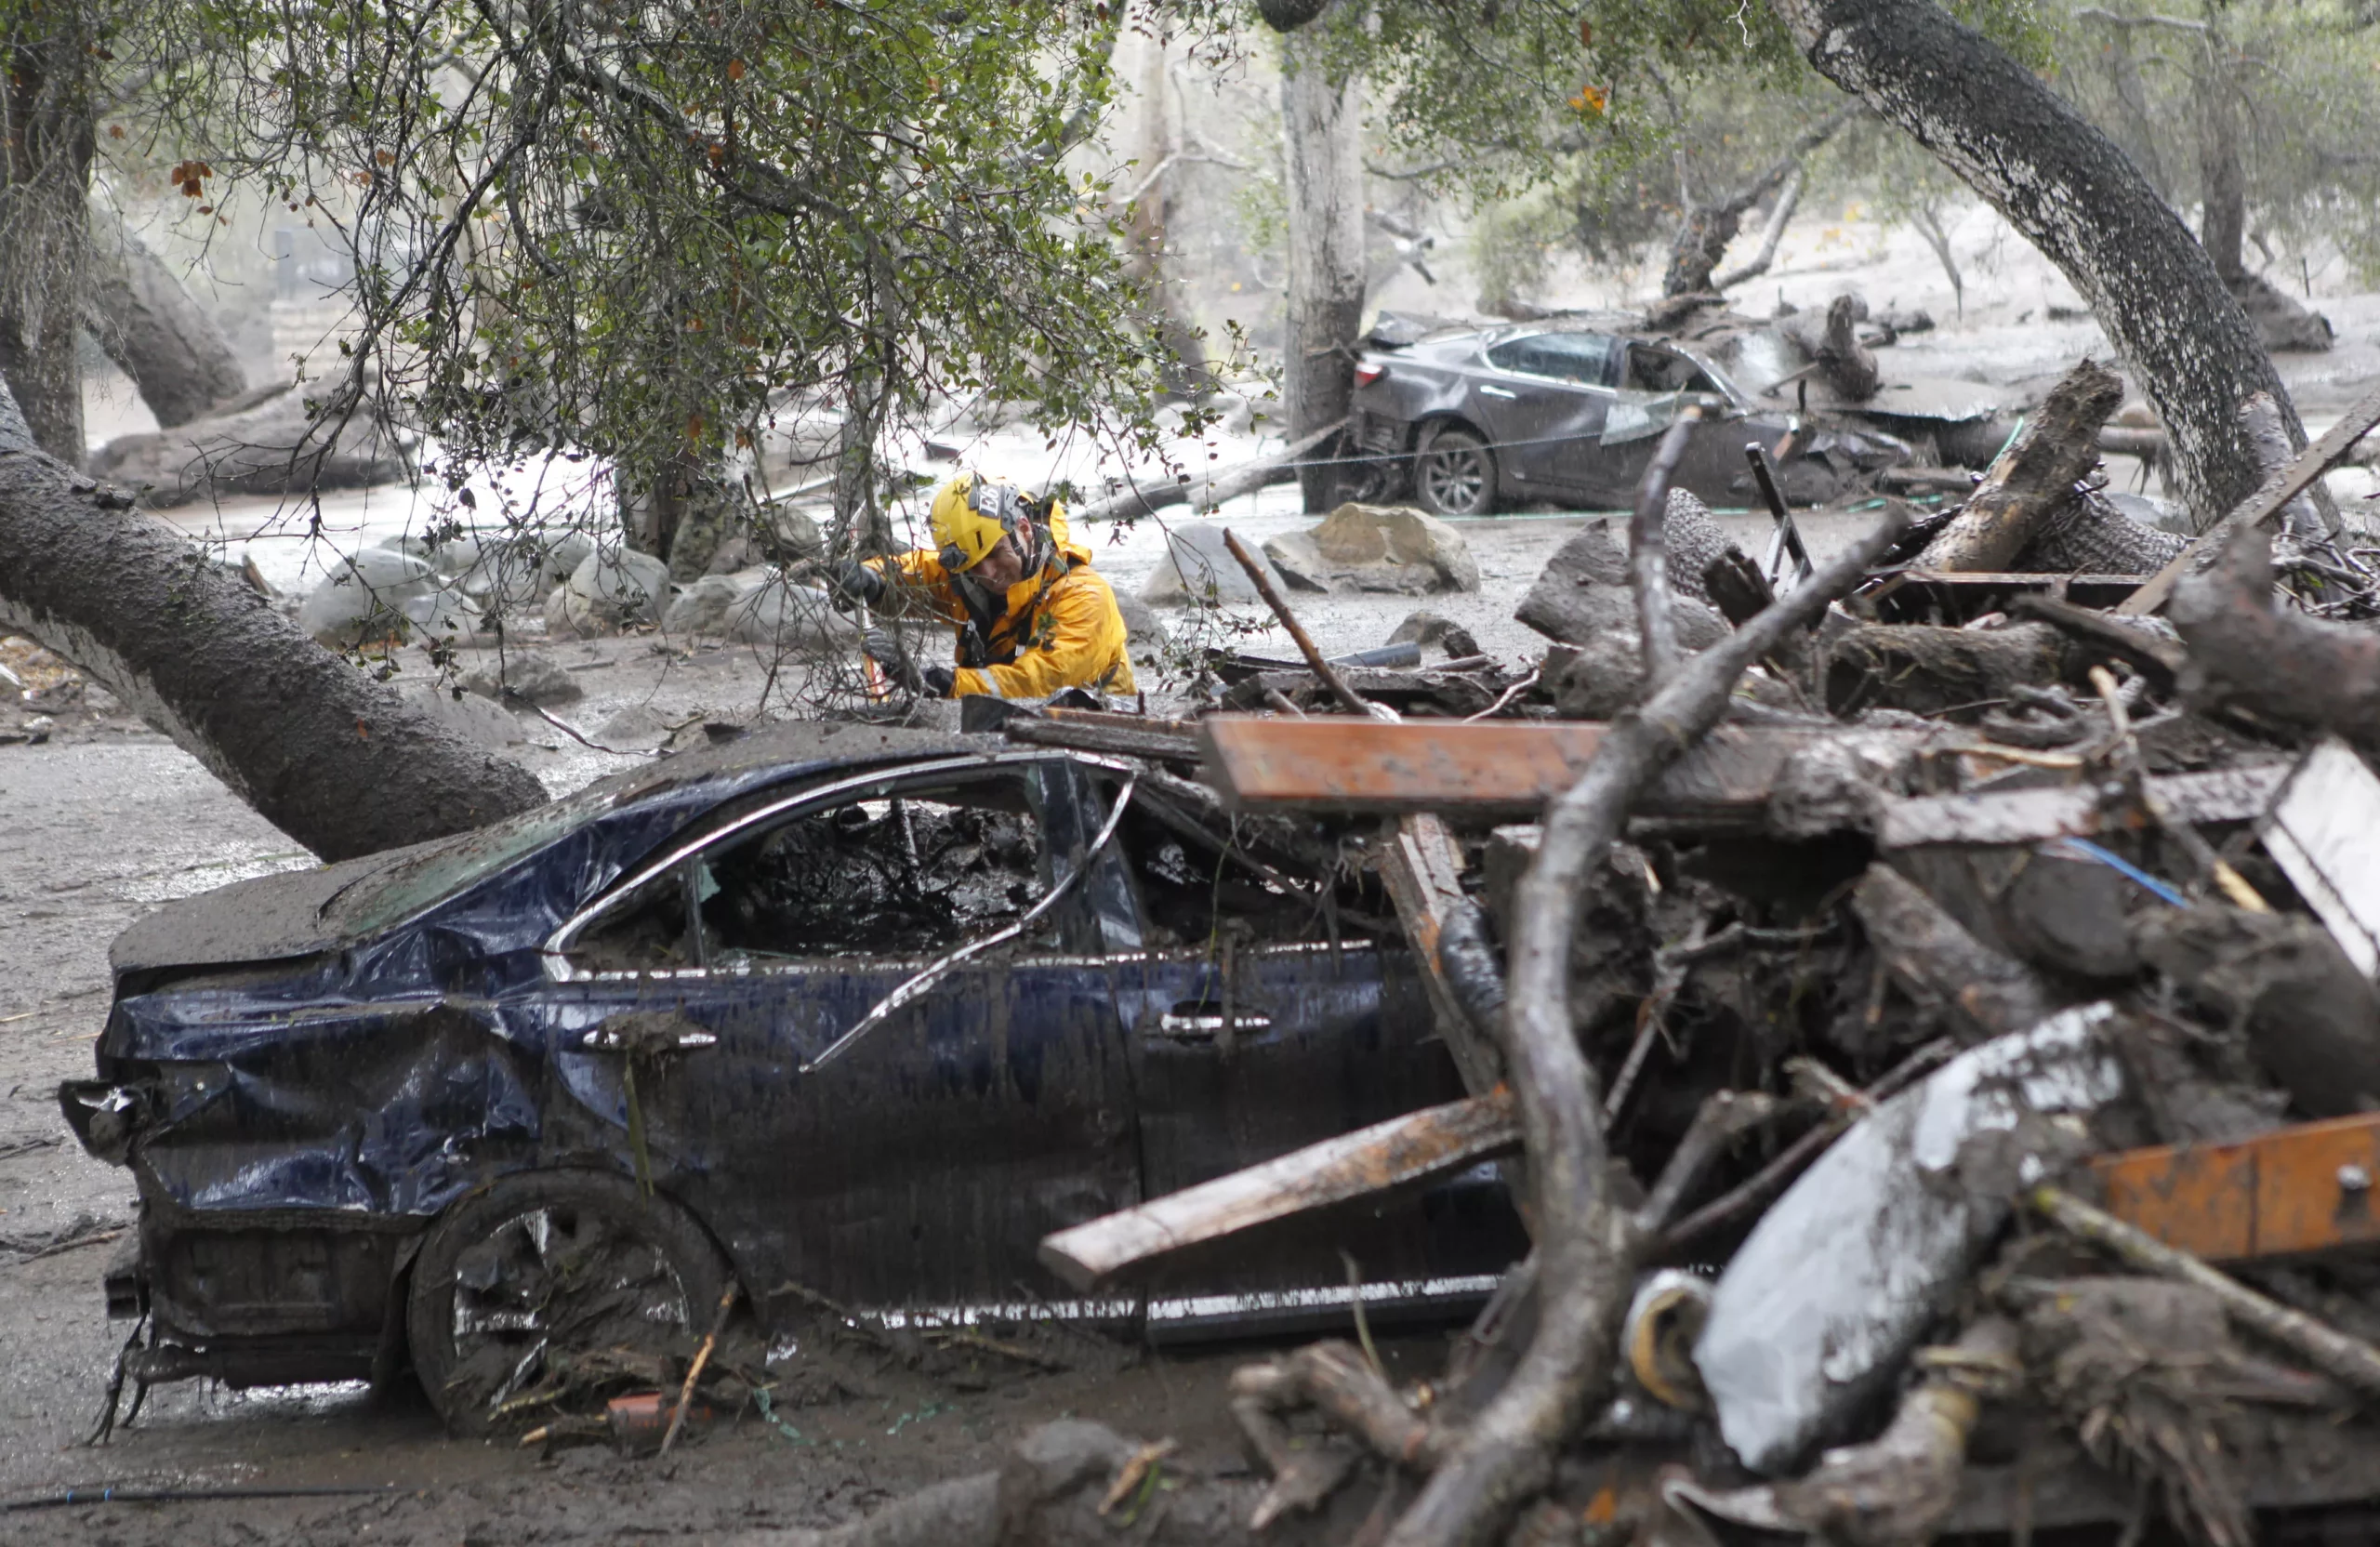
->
1516, 519, 1730, 650
1142, 521, 1280, 605
395, 679, 530, 747
662, 573, 752, 638
1260, 530, 1331, 592
595, 703, 672, 747
705, 533, 763, 575
1389, 610, 1480, 659
1256, 504, 1483, 597
762, 503, 826, 561
726, 580, 862, 654
549, 547, 673, 637
298, 549, 443, 647
461, 531, 594, 613
460, 650, 583, 707
401, 584, 483, 642
1114, 590, 1171, 665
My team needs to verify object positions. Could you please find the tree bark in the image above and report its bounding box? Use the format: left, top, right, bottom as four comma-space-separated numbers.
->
1765, 0, 2295, 531
1279, 27, 1366, 514
1910, 357, 2123, 572
0, 380, 548, 861
1121, 27, 1210, 397
0, 7, 97, 463
84, 204, 249, 430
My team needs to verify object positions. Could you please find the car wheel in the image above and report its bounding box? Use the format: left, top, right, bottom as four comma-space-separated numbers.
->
406, 1170, 730, 1435
1412, 426, 1498, 517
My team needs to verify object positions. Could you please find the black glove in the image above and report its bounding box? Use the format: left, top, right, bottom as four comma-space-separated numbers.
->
831, 558, 886, 611
920, 664, 957, 696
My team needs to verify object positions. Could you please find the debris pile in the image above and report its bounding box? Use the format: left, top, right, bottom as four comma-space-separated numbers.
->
993, 366, 2380, 1544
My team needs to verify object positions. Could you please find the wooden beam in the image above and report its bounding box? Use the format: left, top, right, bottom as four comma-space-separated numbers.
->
1376, 813, 1505, 1095
1037, 1090, 1519, 1290
1877, 762, 2287, 849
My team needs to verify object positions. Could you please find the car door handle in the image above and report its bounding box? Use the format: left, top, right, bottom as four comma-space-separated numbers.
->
1477, 385, 1517, 399
1156, 1005, 1273, 1040
581, 1011, 719, 1053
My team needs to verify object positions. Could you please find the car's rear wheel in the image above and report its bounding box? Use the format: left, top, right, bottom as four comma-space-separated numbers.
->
1412, 425, 1498, 517
406, 1170, 730, 1435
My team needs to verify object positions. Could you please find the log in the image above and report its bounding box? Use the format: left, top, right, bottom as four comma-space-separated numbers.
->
2169, 527, 2380, 754
2005, 592, 2185, 690
1072, 419, 1344, 524
85, 382, 414, 507
1851, 866, 2057, 1046
0, 379, 547, 861
1778, 293, 1880, 403
1821, 621, 2071, 719
1909, 358, 2122, 574
1036, 1091, 1519, 1290
999, 707, 1200, 762
1378, 813, 1508, 1096
84, 204, 249, 430
1876, 762, 2287, 849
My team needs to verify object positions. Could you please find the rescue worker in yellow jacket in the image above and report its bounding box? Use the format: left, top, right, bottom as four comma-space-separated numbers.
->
830, 472, 1136, 700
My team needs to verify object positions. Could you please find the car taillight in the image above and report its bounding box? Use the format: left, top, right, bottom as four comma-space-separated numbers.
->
1354, 364, 1386, 388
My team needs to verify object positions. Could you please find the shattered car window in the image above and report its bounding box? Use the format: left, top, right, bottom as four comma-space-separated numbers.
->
571, 776, 1051, 972
702, 794, 1045, 962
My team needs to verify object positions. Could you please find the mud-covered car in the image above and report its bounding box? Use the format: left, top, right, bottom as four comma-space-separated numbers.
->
61, 724, 1523, 1431
1344, 318, 1909, 516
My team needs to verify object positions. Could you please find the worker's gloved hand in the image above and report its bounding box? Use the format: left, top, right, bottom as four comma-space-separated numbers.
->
864, 628, 952, 696
830, 558, 885, 611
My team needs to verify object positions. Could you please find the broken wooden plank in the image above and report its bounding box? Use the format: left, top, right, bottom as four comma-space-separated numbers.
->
2118, 378, 2380, 616
1910, 358, 2123, 574
1200, 717, 1930, 820
1877, 763, 2288, 850
1376, 813, 1505, 1095
2092, 1110, 2380, 1263
2261, 737, 2380, 979
1036, 1089, 1519, 1290
1000, 707, 1200, 762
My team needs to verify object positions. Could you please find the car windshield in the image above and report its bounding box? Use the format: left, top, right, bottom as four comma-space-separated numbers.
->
323, 779, 633, 935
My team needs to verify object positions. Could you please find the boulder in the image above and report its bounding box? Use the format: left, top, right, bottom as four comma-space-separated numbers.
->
1260, 530, 1331, 592
1259, 504, 1482, 596
460, 649, 583, 707
1389, 610, 1481, 659
726, 580, 862, 655
298, 549, 444, 647
395, 678, 531, 748
1141, 521, 1279, 605
762, 502, 826, 561
1114, 590, 1171, 666
548, 547, 672, 637
460, 531, 594, 613
662, 573, 753, 638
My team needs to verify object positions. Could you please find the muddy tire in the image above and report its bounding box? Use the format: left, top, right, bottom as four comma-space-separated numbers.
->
1412, 425, 1498, 518
406, 1170, 730, 1436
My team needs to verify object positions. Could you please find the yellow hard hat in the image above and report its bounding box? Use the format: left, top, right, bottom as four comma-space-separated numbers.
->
929, 473, 1027, 573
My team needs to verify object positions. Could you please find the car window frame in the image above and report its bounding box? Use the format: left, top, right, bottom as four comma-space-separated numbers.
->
544, 750, 1128, 983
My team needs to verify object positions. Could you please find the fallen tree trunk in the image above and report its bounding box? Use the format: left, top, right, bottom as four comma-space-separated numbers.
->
1778, 293, 1880, 402
84, 382, 413, 506
1852, 866, 2057, 1045
0, 381, 547, 860
1822, 621, 2072, 718
84, 203, 249, 430
1382, 497, 1912, 1547
1072, 419, 1342, 524
2169, 526, 2380, 756
1910, 358, 2122, 573
1765, 0, 2302, 530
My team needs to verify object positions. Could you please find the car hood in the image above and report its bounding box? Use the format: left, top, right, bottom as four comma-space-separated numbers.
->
108, 839, 449, 975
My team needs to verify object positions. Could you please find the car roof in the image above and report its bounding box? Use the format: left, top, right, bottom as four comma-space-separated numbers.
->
111, 721, 1011, 973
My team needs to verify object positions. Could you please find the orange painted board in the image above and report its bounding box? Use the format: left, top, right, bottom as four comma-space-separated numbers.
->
2090, 1110, 2380, 1263
1197, 717, 1863, 818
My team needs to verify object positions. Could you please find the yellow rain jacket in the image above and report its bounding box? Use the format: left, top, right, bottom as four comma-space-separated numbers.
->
874, 507, 1137, 699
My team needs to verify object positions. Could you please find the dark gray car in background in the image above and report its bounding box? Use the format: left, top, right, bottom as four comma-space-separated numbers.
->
1343, 319, 1908, 516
